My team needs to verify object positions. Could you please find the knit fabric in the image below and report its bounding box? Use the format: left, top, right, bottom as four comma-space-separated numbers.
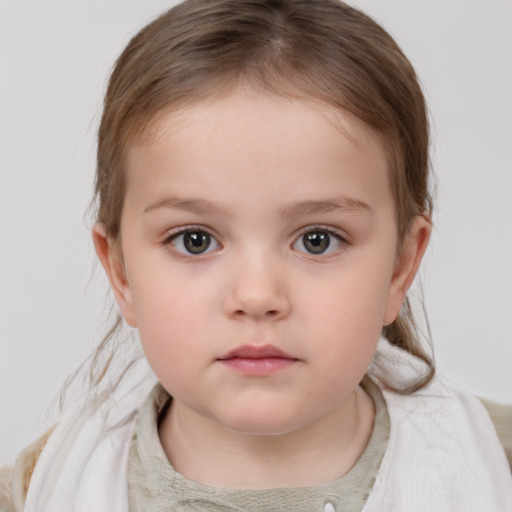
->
127, 378, 389, 512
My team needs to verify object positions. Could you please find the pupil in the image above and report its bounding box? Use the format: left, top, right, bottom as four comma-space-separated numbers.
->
184, 232, 210, 254
304, 231, 330, 254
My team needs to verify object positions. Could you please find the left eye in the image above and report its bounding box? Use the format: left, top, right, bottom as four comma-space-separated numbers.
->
169, 230, 220, 255
293, 229, 344, 255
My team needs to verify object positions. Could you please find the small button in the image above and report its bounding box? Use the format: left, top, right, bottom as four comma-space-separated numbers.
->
324, 502, 336, 512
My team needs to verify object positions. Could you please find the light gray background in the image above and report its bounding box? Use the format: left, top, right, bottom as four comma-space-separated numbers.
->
1, 0, 511, 466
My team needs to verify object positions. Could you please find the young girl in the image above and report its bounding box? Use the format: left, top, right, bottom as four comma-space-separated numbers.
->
2, 0, 511, 510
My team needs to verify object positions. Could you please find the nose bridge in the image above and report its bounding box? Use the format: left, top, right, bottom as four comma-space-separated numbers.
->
224, 244, 290, 320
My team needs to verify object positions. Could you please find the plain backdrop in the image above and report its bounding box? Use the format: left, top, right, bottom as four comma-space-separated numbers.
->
1, 0, 511, 466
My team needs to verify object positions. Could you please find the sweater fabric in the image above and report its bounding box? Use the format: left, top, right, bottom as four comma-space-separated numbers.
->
127, 378, 388, 512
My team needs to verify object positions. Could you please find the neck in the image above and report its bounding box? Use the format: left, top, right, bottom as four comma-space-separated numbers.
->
159, 386, 375, 489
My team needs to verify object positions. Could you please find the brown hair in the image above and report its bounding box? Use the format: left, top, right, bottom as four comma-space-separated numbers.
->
92, 0, 434, 396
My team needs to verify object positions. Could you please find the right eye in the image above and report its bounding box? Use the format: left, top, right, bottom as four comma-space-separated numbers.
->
167, 229, 220, 255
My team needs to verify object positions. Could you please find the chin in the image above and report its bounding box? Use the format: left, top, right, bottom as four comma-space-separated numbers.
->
219, 407, 308, 437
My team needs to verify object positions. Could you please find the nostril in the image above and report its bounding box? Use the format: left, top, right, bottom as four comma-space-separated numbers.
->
231, 308, 281, 319
224, 287, 291, 320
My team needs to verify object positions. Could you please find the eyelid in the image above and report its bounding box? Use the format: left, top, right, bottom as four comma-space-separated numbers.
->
294, 224, 348, 242
163, 224, 218, 240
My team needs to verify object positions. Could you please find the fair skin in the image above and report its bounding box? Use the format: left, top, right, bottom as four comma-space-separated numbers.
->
94, 87, 431, 489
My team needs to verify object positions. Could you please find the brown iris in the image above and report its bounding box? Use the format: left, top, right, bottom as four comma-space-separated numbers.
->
302, 231, 330, 254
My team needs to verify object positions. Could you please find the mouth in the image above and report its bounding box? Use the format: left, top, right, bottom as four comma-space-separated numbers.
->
217, 344, 298, 376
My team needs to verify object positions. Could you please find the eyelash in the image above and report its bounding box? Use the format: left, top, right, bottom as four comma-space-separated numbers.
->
162, 225, 349, 257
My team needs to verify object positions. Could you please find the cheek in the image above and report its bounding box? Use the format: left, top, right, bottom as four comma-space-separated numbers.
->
130, 269, 219, 374
297, 257, 394, 366
302, 257, 394, 328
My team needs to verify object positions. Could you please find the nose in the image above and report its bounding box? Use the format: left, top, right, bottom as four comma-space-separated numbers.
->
222, 255, 291, 321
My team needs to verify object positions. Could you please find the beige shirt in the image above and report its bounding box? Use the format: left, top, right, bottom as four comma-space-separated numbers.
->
127, 378, 388, 512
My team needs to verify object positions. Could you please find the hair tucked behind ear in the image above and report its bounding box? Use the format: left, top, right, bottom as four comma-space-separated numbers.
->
83, 0, 436, 403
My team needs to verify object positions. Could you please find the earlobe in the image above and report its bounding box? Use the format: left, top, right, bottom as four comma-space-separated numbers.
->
92, 223, 137, 327
383, 215, 432, 325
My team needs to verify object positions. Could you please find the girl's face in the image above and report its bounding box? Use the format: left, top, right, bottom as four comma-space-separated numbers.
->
95, 87, 429, 436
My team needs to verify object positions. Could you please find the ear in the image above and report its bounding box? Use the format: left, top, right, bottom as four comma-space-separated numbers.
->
92, 223, 137, 327
383, 215, 432, 325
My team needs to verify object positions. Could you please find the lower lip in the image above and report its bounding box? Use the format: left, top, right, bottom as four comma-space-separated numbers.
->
218, 357, 296, 376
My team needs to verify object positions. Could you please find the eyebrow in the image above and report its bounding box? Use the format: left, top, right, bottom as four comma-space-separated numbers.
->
277, 198, 372, 218
143, 196, 371, 217
144, 197, 233, 216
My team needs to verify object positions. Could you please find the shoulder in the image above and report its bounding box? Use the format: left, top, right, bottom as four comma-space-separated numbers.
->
1, 426, 55, 512
383, 378, 512, 472
367, 377, 512, 510
479, 398, 512, 472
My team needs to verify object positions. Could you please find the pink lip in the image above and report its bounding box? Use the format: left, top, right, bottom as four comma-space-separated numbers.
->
217, 345, 298, 376
219, 344, 293, 360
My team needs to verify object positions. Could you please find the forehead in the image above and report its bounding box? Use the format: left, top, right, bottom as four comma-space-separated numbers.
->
124, 88, 393, 215
140, 87, 386, 157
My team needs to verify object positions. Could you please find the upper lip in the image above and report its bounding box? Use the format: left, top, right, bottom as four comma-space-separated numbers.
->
218, 344, 296, 360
